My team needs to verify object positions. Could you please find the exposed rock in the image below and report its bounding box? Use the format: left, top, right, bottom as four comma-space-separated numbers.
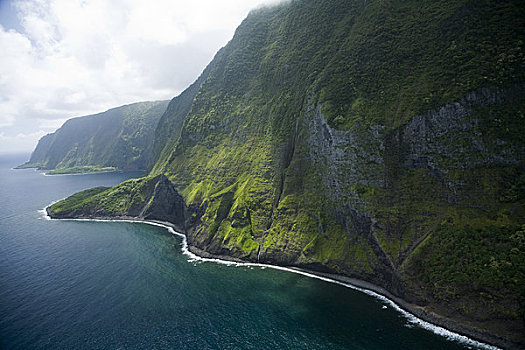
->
306, 104, 385, 207
143, 175, 186, 233
401, 86, 523, 174
47, 175, 187, 233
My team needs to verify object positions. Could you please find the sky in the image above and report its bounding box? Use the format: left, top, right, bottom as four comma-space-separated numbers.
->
0, 0, 283, 154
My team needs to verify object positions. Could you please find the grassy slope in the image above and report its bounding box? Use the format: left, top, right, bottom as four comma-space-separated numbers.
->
49, 176, 160, 217
50, 0, 525, 344
158, 0, 525, 343
150, 68, 211, 172
46, 166, 117, 175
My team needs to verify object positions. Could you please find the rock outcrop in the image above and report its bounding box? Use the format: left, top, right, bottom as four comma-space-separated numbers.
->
47, 175, 186, 233
46, 0, 525, 347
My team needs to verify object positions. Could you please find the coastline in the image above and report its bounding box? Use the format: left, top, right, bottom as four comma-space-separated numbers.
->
13, 165, 124, 176
40, 170, 120, 177
42, 167, 124, 176
43, 210, 514, 350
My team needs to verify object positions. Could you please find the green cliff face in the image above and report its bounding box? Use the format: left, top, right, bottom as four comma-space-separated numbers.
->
19, 100, 169, 172
150, 68, 211, 172
48, 0, 525, 345
47, 175, 186, 232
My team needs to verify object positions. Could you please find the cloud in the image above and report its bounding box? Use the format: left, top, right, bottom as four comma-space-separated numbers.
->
0, 0, 283, 154
0, 130, 48, 154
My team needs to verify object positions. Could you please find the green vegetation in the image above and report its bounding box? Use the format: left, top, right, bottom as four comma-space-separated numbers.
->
49, 176, 159, 217
20, 100, 169, 172
46, 166, 117, 175
150, 68, 211, 173
313, 0, 525, 130
404, 224, 525, 319
48, 0, 525, 345
14, 163, 41, 169
49, 186, 109, 214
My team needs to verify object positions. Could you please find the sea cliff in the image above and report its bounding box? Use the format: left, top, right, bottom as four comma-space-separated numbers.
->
19, 101, 169, 173
45, 0, 525, 347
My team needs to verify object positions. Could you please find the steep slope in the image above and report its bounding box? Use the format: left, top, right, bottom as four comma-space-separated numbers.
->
150, 67, 211, 172
19, 101, 169, 173
49, 0, 525, 346
47, 175, 186, 233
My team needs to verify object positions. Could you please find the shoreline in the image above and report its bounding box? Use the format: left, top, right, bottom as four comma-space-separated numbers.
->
13, 165, 132, 176
43, 170, 119, 176
14, 167, 120, 176
41, 169, 121, 176
43, 211, 513, 350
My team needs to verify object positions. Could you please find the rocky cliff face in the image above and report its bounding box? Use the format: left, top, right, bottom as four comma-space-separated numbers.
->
401, 87, 522, 172
48, 0, 525, 346
47, 175, 186, 233
142, 175, 186, 230
20, 100, 169, 172
178, 84, 524, 290
296, 84, 524, 276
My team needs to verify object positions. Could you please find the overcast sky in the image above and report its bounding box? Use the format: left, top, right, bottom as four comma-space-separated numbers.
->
0, 0, 283, 154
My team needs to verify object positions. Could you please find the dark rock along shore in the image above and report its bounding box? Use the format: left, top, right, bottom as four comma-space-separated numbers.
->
46, 173, 520, 349
43, 0, 525, 348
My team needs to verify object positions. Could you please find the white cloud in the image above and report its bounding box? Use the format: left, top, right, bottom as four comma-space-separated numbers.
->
37, 117, 69, 130
0, 130, 48, 154
0, 0, 283, 154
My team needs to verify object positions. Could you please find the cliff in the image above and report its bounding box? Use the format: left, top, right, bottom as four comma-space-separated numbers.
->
47, 175, 186, 233
48, 0, 525, 347
19, 100, 169, 172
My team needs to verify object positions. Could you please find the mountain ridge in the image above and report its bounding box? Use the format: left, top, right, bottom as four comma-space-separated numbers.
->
18, 100, 169, 173
45, 0, 524, 347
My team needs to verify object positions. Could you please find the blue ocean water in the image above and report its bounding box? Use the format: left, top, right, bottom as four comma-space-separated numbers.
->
0, 154, 488, 349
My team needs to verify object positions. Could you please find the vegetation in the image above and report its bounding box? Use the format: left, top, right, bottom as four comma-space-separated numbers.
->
46, 166, 116, 175
15, 163, 42, 169
49, 176, 160, 217
20, 101, 169, 172
49, 186, 109, 214
49, 0, 525, 345
405, 224, 525, 318
150, 68, 211, 172
313, 0, 525, 130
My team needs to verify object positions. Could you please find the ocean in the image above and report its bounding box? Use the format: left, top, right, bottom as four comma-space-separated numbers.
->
0, 154, 494, 349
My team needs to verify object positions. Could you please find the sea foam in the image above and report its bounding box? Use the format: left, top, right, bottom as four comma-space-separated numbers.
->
43, 210, 501, 350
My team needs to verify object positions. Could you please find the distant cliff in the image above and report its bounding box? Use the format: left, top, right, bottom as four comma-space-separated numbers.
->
48, 0, 525, 347
19, 101, 169, 173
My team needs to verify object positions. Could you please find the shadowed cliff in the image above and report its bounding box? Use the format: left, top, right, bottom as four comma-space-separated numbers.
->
19, 101, 169, 173
47, 0, 525, 347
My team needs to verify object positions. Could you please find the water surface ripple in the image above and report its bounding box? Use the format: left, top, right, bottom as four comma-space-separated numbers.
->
0, 154, 494, 349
